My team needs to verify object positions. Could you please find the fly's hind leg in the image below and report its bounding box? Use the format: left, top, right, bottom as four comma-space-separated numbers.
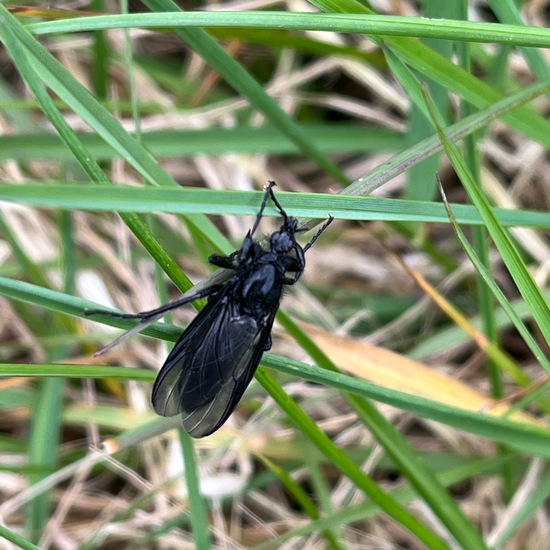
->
85, 284, 223, 322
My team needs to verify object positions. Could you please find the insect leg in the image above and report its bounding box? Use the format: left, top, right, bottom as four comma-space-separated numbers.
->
266, 180, 291, 222
86, 283, 224, 322
235, 182, 278, 263
249, 181, 277, 238
209, 251, 238, 269
86, 284, 225, 356
303, 215, 334, 254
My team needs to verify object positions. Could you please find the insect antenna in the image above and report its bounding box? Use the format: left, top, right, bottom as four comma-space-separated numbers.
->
265, 180, 333, 253
303, 215, 334, 254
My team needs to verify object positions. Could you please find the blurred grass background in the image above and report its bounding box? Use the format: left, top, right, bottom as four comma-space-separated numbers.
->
1, 1, 550, 549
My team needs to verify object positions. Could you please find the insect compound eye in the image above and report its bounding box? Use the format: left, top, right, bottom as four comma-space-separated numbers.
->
286, 218, 299, 232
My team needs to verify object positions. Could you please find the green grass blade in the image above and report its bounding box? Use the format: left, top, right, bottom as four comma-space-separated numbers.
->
262, 353, 550, 458
279, 312, 488, 550
308, 1, 550, 150
0, 126, 401, 161
489, 463, 550, 547
426, 95, 550, 345
141, 0, 350, 185
255, 368, 452, 550
178, 431, 212, 550
348, 77, 550, 196
1, 184, 550, 228
439, 182, 550, 376
0, 524, 39, 550
26, 12, 550, 49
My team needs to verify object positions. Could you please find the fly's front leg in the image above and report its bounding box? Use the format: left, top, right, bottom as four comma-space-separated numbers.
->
283, 273, 302, 285
236, 232, 266, 265
209, 251, 238, 269
266, 181, 291, 222
234, 182, 279, 264
281, 246, 305, 285
249, 181, 277, 238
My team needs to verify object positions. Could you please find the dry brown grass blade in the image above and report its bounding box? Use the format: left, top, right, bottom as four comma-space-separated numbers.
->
300, 322, 543, 427
390, 251, 531, 386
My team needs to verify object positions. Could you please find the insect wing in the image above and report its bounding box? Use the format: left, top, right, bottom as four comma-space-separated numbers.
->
151, 291, 275, 438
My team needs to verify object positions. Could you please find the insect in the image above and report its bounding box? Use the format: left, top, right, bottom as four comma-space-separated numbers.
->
89, 182, 332, 438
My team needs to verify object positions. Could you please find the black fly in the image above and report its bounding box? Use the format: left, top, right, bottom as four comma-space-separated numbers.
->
88, 182, 332, 438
